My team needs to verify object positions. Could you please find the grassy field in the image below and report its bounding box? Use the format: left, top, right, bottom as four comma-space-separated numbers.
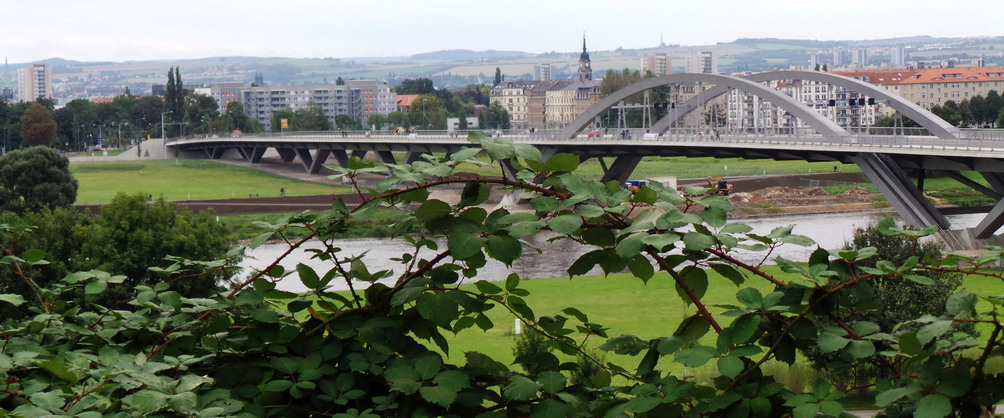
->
430, 267, 1004, 388
71, 159, 349, 204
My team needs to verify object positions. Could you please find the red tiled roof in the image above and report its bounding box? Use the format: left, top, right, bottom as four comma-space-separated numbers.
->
396, 94, 420, 107
90, 97, 114, 104
834, 66, 1004, 85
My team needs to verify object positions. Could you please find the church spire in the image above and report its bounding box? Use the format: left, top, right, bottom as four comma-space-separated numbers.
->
577, 33, 592, 82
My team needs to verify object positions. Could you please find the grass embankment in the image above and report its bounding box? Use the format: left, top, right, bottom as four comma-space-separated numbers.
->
222, 209, 411, 241
71, 159, 349, 205
427, 267, 1004, 392
454, 155, 862, 181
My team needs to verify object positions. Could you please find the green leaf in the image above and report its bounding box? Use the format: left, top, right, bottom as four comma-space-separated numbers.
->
547, 214, 582, 234
0, 294, 26, 306
168, 392, 198, 414
718, 356, 744, 378
543, 153, 580, 172
505, 273, 520, 291
84, 279, 107, 295
702, 206, 727, 228
875, 386, 919, 407
581, 226, 615, 246
419, 385, 457, 408
298, 263, 322, 289
505, 375, 541, 401
946, 290, 977, 318
817, 332, 849, 353
915, 394, 951, 418
415, 199, 452, 221
474, 280, 503, 294
615, 233, 646, 259
627, 254, 655, 282
736, 288, 763, 308
623, 396, 662, 413
729, 314, 761, 345
434, 370, 470, 391
675, 268, 708, 305
846, 340, 875, 360
448, 232, 484, 260
127, 390, 170, 414
899, 332, 923, 355
917, 320, 952, 345
682, 232, 716, 251
538, 371, 566, 394
29, 391, 64, 411
416, 293, 459, 326
530, 196, 559, 212
674, 346, 716, 367
711, 264, 746, 287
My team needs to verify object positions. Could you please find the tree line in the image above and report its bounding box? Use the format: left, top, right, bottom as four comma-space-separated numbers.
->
930, 90, 1004, 128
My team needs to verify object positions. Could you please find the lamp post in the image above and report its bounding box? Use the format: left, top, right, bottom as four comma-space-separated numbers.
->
161, 111, 172, 139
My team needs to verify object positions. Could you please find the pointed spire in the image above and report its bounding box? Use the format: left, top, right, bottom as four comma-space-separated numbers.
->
582, 32, 587, 52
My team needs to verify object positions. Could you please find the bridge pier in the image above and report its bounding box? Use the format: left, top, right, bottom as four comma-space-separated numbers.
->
276, 148, 296, 163
851, 153, 950, 230
600, 156, 643, 184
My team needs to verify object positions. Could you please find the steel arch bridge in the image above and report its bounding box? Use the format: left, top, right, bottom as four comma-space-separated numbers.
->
551, 72, 1003, 246
167, 72, 1004, 248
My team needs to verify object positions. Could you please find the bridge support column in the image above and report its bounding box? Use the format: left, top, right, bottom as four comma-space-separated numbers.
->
376, 151, 396, 165
405, 152, 424, 164
944, 171, 1003, 199
351, 150, 367, 160
250, 147, 267, 163
205, 147, 226, 159
600, 156, 643, 184
293, 149, 314, 173
276, 148, 296, 163
851, 153, 949, 230
329, 150, 349, 168
308, 150, 331, 174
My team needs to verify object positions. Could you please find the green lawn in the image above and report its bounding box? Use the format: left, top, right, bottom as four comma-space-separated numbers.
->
432, 267, 1004, 384
71, 159, 349, 204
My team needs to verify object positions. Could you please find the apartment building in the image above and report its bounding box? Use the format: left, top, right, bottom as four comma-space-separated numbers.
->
210, 79, 396, 129
17, 63, 52, 102
685, 51, 716, 74
834, 66, 1004, 110
641, 53, 670, 76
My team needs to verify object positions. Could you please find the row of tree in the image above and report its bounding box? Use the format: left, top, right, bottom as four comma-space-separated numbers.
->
929, 90, 1004, 127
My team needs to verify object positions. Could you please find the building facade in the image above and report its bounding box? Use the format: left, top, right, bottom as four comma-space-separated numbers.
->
17, 63, 52, 102
685, 51, 716, 74
641, 53, 670, 76
834, 66, 1004, 110
210, 79, 396, 130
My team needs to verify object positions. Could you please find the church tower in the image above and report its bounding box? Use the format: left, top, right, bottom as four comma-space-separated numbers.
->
577, 34, 592, 82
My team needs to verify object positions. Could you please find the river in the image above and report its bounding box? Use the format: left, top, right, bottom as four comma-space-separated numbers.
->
238, 212, 988, 293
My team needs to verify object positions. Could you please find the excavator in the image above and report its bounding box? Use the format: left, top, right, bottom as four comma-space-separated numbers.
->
706, 176, 733, 196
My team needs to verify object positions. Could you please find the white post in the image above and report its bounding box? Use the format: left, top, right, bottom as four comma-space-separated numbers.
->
514, 319, 522, 335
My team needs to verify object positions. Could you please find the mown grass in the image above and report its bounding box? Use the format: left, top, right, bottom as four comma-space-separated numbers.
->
221, 208, 412, 241
428, 267, 1004, 389
71, 159, 350, 204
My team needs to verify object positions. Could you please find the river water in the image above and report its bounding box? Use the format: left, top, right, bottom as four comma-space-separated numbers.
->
238, 212, 988, 293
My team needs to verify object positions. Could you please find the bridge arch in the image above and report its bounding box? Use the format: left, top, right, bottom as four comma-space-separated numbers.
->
556, 73, 850, 141
645, 71, 960, 140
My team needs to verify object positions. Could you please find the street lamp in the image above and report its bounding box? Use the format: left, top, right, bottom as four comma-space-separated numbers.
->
161, 111, 172, 139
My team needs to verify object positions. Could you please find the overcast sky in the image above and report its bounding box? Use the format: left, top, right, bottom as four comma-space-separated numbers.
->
2, 0, 1002, 63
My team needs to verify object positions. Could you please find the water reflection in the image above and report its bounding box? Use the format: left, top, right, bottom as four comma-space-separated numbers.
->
239, 212, 986, 292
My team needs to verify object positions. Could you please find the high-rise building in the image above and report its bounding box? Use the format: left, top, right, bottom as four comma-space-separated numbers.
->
17, 63, 52, 102
832, 48, 846, 68
891, 46, 906, 67
686, 51, 716, 74
641, 53, 670, 76
809, 53, 820, 70
535, 63, 552, 81
851, 49, 868, 66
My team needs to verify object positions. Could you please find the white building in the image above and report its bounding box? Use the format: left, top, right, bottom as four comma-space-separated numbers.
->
686, 51, 716, 74
641, 53, 670, 76
210, 80, 396, 130
17, 63, 52, 102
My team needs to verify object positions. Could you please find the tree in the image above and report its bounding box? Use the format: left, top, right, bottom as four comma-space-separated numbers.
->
270, 109, 297, 132
930, 100, 962, 126
386, 111, 410, 128
185, 94, 220, 134
20, 103, 57, 147
986, 90, 1003, 127
408, 94, 446, 129
225, 101, 251, 132
297, 100, 333, 131
804, 219, 965, 389
366, 113, 387, 130
396, 78, 435, 95
494, 67, 503, 86
0, 146, 77, 214
998, 107, 1004, 129
479, 101, 511, 129
335, 76, 345, 86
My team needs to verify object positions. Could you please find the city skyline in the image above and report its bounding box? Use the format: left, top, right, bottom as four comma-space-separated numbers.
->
1, 0, 1002, 63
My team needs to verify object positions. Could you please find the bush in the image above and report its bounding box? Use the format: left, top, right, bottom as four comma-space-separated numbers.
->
0, 146, 77, 214
512, 328, 557, 378
0, 193, 238, 318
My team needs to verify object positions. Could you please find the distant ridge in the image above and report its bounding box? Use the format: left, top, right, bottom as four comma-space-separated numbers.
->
408, 49, 530, 62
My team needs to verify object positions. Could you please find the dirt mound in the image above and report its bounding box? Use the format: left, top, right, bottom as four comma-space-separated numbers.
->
842, 186, 872, 195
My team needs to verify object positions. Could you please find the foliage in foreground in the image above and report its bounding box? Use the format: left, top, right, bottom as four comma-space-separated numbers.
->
2, 134, 1004, 417
0, 193, 237, 319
